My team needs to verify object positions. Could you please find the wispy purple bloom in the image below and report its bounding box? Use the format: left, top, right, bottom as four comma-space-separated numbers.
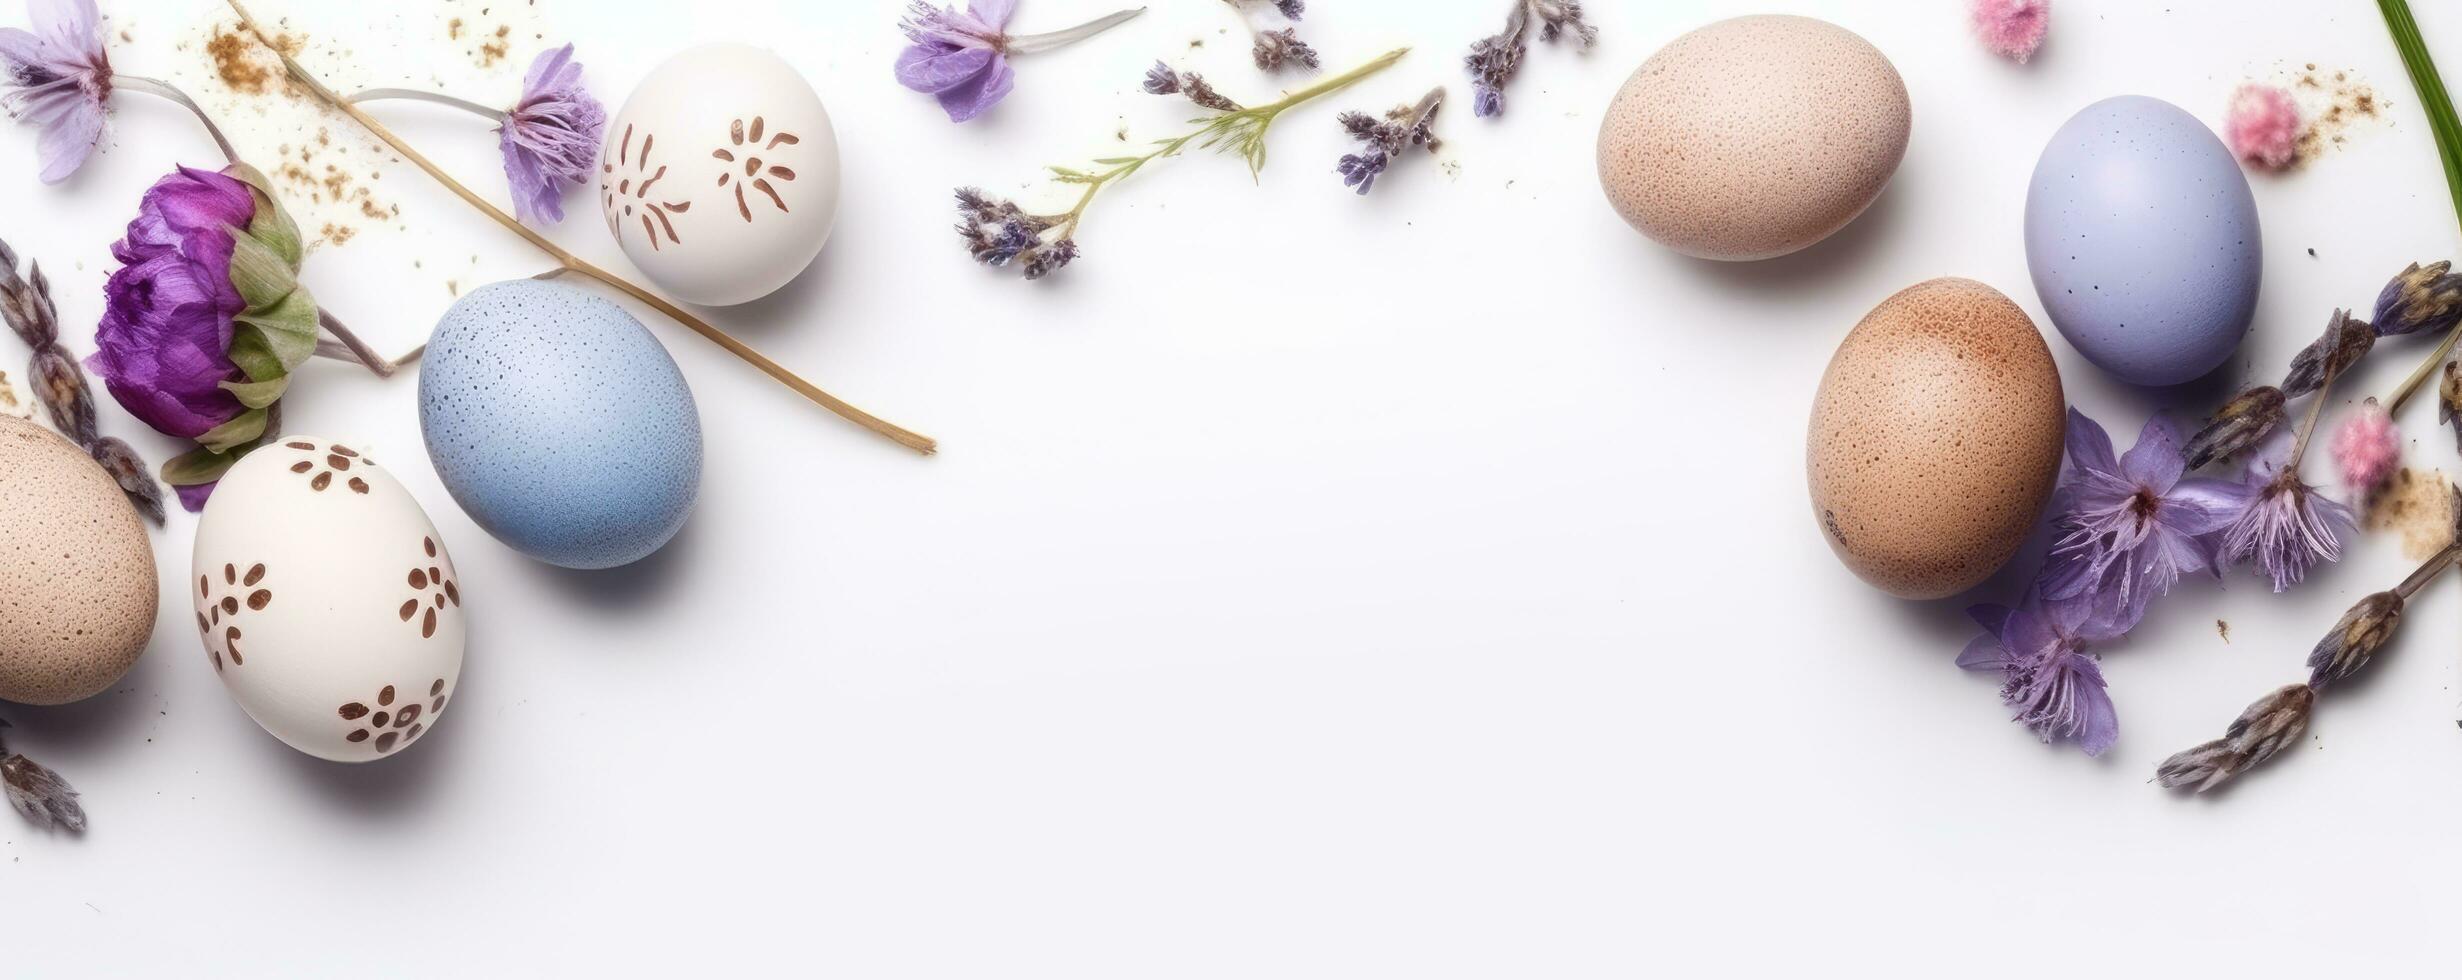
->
498, 44, 604, 226
896, 1, 1145, 123
1958, 587, 2124, 756
2220, 433, 2356, 592
0, 0, 111, 183
2040, 410, 2249, 632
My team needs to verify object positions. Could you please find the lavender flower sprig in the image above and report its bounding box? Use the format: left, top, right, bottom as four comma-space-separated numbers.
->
2217, 315, 2360, 592
958, 47, 1406, 280
0, 718, 83, 832
0, 236, 163, 523
2183, 267, 2456, 470
2156, 486, 2462, 792
1220, 0, 1317, 73
1465, 0, 1596, 118
898, 1, 1148, 122
1335, 86, 1443, 195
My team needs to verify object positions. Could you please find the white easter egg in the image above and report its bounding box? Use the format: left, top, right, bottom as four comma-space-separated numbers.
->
598, 43, 843, 306
191, 438, 466, 762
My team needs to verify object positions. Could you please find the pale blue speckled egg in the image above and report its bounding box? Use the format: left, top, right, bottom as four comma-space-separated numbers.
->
2024, 95, 2262, 386
418, 280, 702, 569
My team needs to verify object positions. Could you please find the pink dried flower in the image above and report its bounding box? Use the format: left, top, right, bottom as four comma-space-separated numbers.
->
2227, 83, 2303, 170
2331, 397, 2400, 493
1970, 0, 2048, 64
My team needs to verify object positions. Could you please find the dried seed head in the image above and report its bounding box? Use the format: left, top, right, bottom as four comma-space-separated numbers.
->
2308, 591, 2402, 689
2441, 361, 2462, 455
90, 437, 167, 526
2156, 684, 2314, 793
2374, 260, 2462, 337
0, 744, 86, 833
2185, 386, 2288, 469
1252, 27, 1321, 73
2282, 309, 2376, 398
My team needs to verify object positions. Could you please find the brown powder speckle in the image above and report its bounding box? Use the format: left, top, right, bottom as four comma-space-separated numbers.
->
2365, 467, 2456, 560
2216, 619, 2230, 644
2282, 66, 2387, 167
206, 27, 271, 94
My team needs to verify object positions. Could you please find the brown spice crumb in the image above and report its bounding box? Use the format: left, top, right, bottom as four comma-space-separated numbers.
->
2364, 467, 2457, 560
2216, 619, 2230, 644
319, 223, 356, 246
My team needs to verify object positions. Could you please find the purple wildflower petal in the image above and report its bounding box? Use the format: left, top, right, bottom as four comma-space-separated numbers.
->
32, 95, 99, 183
1957, 633, 2013, 671
2063, 407, 2119, 477
1, 0, 111, 183
174, 479, 216, 512
2118, 414, 2185, 490
967, 0, 1017, 28
895, 43, 997, 93
2163, 477, 2255, 536
1966, 602, 2014, 637
933, 56, 1014, 122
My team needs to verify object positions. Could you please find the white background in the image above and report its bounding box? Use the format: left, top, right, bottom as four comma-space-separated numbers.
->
3, 0, 2459, 975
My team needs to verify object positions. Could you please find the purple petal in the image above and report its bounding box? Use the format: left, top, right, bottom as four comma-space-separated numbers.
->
895, 43, 995, 94
2120, 415, 2186, 490
2163, 476, 2253, 536
175, 479, 217, 512
933, 55, 1014, 122
967, 0, 1018, 29
1966, 602, 2015, 638
2065, 655, 2120, 756
2064, 408, 2118, 477
1957, 634, 2013, 672
33, 96, 101, 183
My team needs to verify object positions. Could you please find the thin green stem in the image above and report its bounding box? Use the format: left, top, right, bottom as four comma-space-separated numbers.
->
348, 88, 508, 123
2382, 0, 2462, 239
1035, 48, 1407, 243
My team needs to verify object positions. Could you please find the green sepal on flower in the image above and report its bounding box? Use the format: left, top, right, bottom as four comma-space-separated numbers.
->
155, 164, 321, 494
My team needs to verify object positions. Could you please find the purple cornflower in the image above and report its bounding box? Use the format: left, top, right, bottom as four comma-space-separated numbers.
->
2039, 410, 2249, 632
2221, 433, 2357, 592
0, 0, 111, 183
1958, 587, 2124, 757
1466, 0, 1596, 119
498, 45, 605, 226
896, 1, 1145, 123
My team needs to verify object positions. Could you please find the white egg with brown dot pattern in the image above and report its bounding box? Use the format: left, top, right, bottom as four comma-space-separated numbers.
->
192, 438, 465, 762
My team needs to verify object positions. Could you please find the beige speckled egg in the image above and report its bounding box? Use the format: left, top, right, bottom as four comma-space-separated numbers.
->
0, 416, 156, 704
1807, 279, 2065, 599
1597, 15, 1910, 261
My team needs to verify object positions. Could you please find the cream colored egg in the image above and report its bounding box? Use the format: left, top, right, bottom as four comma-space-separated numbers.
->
1807, 279, 2065, 599
0, 416, 155, 705
1597, 15, 1910, 260
600, 43, 842, 306
192, 438, 465, 762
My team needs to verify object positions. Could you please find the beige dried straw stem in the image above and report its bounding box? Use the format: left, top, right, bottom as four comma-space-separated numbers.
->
221, 0, 936, 455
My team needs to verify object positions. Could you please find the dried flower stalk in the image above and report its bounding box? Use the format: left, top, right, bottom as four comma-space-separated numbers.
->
0, 718, 85, 833
0, 237, 166, 524
221, 0, 936, 455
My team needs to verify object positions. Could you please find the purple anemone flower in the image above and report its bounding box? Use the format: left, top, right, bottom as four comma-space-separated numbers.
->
2220, 434, 2357, 592
87, 166, 253, 443
498, 44, 605, 226
0, 0, 111, 183
1958, 587, 2124, 757
896, 0, 1145, 123
2039, 410, 2250, 632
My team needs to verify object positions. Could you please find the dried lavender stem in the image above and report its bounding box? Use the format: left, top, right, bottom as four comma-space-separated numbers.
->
309, 310, 423, 378
1007, 7, 1146, 55
2394, 542, 2462, 598
115, 75, 238, 166
2386, 320, 2462, 413
2286, 353, 2343, 469
346, 88, 508, 123
222, 0, 936, 455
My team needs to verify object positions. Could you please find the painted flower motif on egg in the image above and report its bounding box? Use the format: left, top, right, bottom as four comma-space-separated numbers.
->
598, 43, 842, 306
192, 438, 466, 763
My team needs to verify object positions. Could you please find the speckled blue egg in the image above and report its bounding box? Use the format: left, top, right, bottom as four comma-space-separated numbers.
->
419, 280, 702, 569
2024, 95, 2262, 386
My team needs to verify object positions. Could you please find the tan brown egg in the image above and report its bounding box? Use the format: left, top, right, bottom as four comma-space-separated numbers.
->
1807, 279, 2065, 599
0, 416, 156, 704
1597, 15, 1910, 261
